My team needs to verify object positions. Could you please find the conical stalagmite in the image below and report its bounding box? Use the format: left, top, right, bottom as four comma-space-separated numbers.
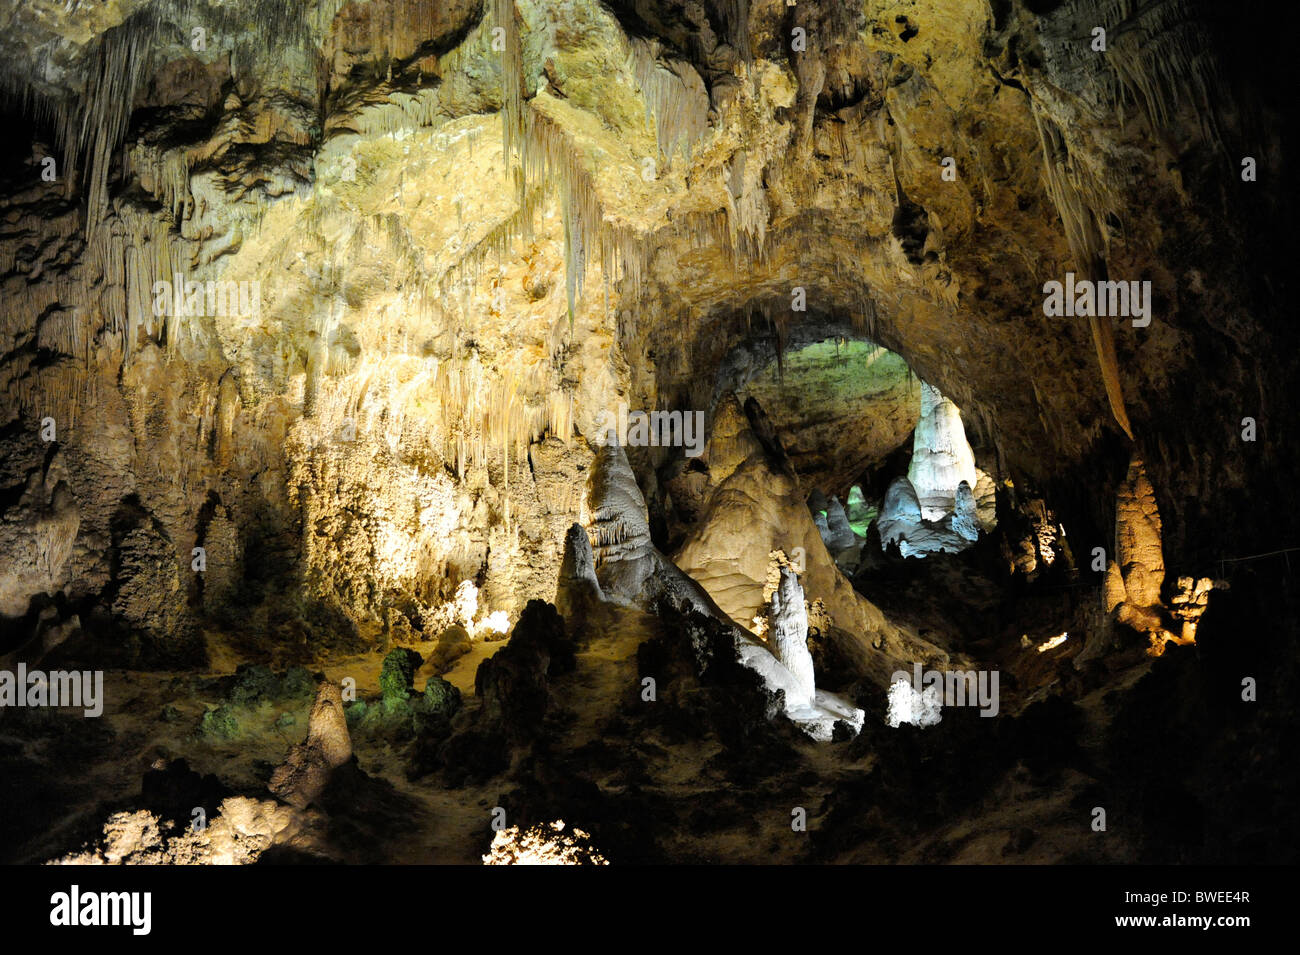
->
269, 681, 352, 809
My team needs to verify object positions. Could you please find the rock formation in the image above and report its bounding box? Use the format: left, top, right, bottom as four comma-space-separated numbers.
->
673, 397, 958, 692
555, 521, 604, 623
585, 440, 656, 603
908, 383, 979, 522
1104, 454, 1169, 639
822, 497, 858, 552
0, 0, 1287, 870
268, 681, 353, 809
766, 565, 816, 708
482, 820, 608, 866
952, 481, 980, 542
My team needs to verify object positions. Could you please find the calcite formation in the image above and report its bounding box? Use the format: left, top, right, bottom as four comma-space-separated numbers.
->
908, 383, 979, 522
766, 564, 816, 707
1104, 454, 1168, 637
555, 521, 604, 623
268, 680, 353, 809
0, 0, 1287, 869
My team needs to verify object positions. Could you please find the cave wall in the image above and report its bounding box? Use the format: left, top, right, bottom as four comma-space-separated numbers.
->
0, 0, 1292, 658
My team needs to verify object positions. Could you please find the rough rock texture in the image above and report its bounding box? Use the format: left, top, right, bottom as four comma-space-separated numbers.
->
555, 521, 603, 622
973, 470, 998, 533
1114, 454, 1165, 610
50, 797, 324, 865
482, 820, 609, 865
268, 680, 352, 808
952, 481, 979, 542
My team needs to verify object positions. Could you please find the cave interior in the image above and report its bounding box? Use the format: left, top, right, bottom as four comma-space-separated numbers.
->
0, 0, 1295, 866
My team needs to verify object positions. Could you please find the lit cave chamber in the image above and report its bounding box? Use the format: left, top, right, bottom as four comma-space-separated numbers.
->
0, 0, 1294, 866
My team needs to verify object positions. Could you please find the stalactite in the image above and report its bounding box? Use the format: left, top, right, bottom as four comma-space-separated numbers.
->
1032, 105, 1134, 440
627, 38, 711, 169
1086, 0, 1223, 148
716, 0, 752, 61
348, 89, 443, 139
61, 16, 153, 234
494, 0, 526, 177
521, 110, 646, 323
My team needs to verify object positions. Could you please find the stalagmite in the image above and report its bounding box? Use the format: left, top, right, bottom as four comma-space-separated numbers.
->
584, 437, 656, 602
555, 521, 604, 622
1106, 453, 1193, 653
822, 497, 857, 551
269, 682, 353, 809
877, 475, 921, 546
908, 383, 978, 521
1114, 454, 1165, 609
952, 481, 979, 542
767, 565, 815, 708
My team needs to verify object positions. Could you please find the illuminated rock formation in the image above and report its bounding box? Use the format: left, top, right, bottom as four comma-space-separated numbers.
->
1104, 454, 1169, 640
0, 0, 1288, 868
908, 384, 979, 522
886, 677, 944, 729
766, 565, 816, 707
50, 797, 325, 865
585, 440, 656, 604
482, 820, 608, 866
674, 397, 957, 691
269, 681, 353, 809
877, 474, 967, 557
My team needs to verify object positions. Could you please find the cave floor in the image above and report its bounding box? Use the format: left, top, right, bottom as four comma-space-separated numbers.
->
2, 580, 1152, 863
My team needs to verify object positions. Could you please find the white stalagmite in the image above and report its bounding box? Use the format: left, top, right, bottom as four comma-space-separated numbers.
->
877, 474, 921, 547
767, 565, 815, 707
907, 383, 978, 521
584, 437, 655, 601
886, 677, 943, 728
